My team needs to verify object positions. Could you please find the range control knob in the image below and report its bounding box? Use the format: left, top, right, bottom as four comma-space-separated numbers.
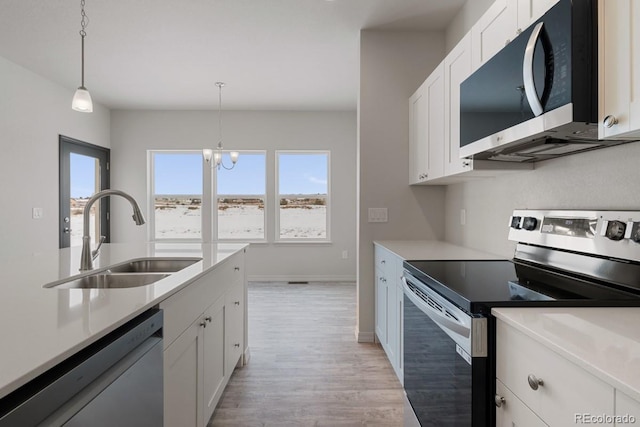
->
522, 217, 538, 231
510, 216, 522, 229
605, 220, 626, 241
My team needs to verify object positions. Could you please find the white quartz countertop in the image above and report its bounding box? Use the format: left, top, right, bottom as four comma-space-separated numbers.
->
374, 240, 504, 260
492, 307, 640, 402
0, 242, 247, 400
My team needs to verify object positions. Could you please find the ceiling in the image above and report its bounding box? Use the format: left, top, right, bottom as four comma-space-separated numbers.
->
0, 0, 466, 111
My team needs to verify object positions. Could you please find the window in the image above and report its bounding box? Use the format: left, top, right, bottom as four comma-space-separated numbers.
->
151, 151, 203, 240
216, 152, 266, 240
276, 151, 329, 241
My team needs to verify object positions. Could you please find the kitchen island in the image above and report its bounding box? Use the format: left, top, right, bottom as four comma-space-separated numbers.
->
0, 242, 248, 411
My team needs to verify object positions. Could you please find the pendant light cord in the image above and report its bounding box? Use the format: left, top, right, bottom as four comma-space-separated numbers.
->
79, 0, 89, 88
217, 82, 224, 150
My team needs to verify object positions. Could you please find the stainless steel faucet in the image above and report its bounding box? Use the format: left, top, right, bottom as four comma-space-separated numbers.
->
80, 189, 145, 271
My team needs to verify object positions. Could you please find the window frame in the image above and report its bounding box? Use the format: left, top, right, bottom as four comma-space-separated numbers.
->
275, 150, 331, 243
214, 150, 268, 243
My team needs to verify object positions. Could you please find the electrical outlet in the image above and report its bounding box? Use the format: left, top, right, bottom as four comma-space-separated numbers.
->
342, 250, 348, 259
32, 207, 43, 219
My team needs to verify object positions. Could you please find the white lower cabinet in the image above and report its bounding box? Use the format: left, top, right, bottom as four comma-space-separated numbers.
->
616, 390, 640, 425
161, 249, 246, 427
496, 319, 614, 426
495, 379, 547, 427
374, 244, 403, 384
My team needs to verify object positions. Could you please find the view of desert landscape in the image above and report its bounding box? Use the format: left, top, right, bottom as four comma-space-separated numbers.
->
70, 195, 327, 244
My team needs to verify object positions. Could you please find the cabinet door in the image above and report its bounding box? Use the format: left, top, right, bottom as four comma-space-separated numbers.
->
444, 33, 473, 176
516, 0, 560, 31
203, 297, 226, 426
386, 260, 398, 367
225, 284, 244, 376
495, 379, 548, 427
409, 82, 428, 184
599, 0, 640, 139
425, 64, 445, 181
164, 319, 203, 427
471, 0, 518, 70
375, 268, 388, 345
616, 390, 640, 425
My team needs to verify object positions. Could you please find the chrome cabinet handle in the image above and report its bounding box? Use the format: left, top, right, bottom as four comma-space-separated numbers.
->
523, 22, 545, 117
494, 395, 506, 408
603, 115, 618, 128
462, 161, 471, 167
200, 321, 207, 328
528, 374, 544, 390
234, 343, 240, 348
205, 316, 212, 323
234, 301, 240, 306
234, 267, 240, 271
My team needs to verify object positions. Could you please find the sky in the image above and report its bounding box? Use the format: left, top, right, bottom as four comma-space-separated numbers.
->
70, 151, 329, 197
153, 152, 328, 195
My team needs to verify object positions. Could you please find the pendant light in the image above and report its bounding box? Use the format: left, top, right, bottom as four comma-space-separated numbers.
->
203, 82, 239, 170
72, 0, 93, 113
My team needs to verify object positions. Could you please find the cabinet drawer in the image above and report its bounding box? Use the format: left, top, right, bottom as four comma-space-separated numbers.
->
496, 321, 614, 426
374, 245, 394, 276
160, 258, 238, 348
495, 379, 547, 427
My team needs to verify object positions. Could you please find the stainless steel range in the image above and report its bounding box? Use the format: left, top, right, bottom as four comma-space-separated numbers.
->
402, 210, 640, 426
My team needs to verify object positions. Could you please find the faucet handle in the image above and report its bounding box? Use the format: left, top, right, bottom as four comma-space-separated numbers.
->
91, 236, 106, 260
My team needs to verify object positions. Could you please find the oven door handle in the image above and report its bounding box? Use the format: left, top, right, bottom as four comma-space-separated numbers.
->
402, 277, 470, 339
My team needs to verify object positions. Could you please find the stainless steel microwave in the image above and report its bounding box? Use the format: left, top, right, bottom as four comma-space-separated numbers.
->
458, 0, 624, 162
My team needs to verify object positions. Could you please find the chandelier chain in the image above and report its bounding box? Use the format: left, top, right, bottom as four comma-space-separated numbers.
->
79, 0, 89, 37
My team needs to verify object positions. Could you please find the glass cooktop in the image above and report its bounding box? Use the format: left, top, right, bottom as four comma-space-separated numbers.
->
404, 259, 640, 315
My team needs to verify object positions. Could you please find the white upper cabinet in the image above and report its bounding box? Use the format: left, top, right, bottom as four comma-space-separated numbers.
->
409, 64, 445, 184
598, 0, 640, 139
516, 0, 561, 31
471, 0, 518, 70
444, 33, 473, 177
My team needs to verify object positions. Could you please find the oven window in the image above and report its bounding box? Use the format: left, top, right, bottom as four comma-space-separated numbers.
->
404, 294, 473, 425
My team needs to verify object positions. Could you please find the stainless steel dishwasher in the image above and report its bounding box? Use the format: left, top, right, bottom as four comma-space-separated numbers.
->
0, 309, 163, 427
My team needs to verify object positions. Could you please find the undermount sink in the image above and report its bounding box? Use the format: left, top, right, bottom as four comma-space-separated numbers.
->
44, 257, 202, 289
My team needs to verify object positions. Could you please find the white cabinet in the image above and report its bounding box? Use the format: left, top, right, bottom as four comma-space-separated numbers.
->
616, 390, 640, 425
495, 379, 547, 427
374, 244, 403, 384
409, 63, 445, 185
471, 0, 518, 70
598, 0, 640, 139
161, 249, 246, 427
496, 319, 614, 426
516, 0, 560, 31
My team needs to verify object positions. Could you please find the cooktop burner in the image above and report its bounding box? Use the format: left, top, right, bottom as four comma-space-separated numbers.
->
404, 259, 640, 315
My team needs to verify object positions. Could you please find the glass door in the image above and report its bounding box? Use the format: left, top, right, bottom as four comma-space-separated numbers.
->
59, 136, 110, 248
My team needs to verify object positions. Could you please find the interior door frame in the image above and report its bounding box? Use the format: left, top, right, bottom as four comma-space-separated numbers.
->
59, 135, 111, 248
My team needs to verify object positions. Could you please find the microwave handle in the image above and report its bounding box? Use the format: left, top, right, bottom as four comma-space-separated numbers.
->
523, 22, 544, 117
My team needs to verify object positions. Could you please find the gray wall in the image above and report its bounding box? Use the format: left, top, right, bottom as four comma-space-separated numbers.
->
0, 56, 111, 258
110, 110, 357, 281
357, 30, 447, 341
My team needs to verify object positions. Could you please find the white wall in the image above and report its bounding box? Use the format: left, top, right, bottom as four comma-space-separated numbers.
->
0, 56, 111, 258
110, 110, 357, 281
445, 143, 640, 258
357, 31, 447, 341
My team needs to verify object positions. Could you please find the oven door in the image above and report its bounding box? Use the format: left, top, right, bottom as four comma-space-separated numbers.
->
402, 273, 488, 426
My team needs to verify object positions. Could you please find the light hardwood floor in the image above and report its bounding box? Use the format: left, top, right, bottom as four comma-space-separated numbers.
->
208, 282, 404, 427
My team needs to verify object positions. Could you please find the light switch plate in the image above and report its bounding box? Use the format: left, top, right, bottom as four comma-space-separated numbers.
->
32, 207, 43, 219
368, 208, 388, 223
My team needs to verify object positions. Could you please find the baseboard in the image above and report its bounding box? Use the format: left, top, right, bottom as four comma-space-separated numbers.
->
356, 330, 375, 343
247, 274, 356, 283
